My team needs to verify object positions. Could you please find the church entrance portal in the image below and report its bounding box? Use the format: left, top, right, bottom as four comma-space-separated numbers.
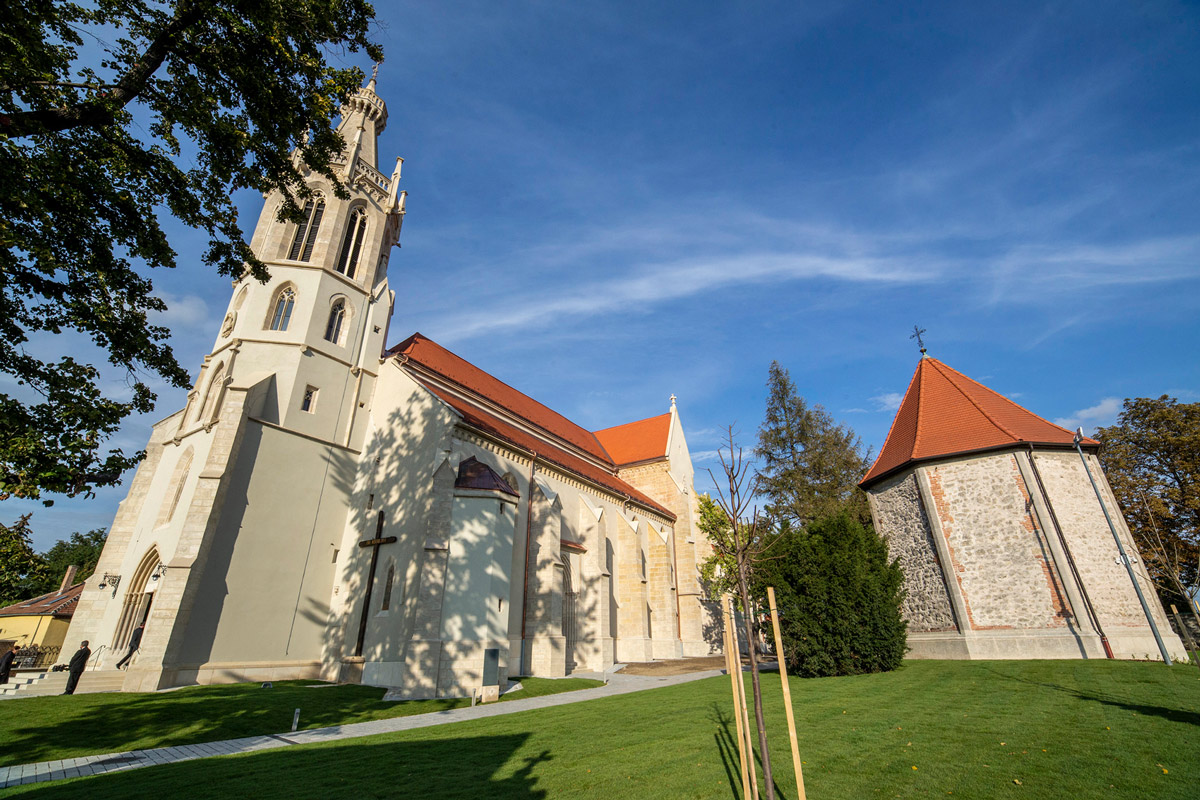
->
112, 549, 161, 653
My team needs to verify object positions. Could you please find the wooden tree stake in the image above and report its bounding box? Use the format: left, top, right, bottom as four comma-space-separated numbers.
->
729, 595, 760, 800
768, 587, 806, 800
724, 595, 752, 799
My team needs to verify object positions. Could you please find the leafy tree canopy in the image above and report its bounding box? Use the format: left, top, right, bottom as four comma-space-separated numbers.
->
754, 361, 872, 528
0, 515, 46, 607
751, 513, 906, 678
24, 528, 107, 598
1096, 396, 1200, 608
0, 0, 382, 502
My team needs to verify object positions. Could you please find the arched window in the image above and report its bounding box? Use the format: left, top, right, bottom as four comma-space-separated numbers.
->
287, 197, 326, 261
156, 448, 193, 528
324, 299, 346, 344
199, 363, 225, 422
336, 209, 368, 279
269, 287, 295, 331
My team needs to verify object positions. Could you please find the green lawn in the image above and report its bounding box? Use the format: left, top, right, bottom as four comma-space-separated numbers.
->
2, 660, 1198, 799
0, 676, 603, 766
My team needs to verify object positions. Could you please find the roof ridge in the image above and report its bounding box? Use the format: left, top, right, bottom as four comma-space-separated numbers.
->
593, 411, 672, 435
929, 359, 1018, 441
392, 332, 613, 463
937, 360, 1087, 442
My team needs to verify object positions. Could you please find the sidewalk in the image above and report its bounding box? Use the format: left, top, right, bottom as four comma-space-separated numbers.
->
0, 668, 724, 789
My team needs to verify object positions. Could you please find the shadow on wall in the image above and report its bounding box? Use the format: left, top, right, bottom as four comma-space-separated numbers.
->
4, 732, 547, 800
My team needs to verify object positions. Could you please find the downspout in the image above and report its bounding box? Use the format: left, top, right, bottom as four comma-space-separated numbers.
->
518, 453, 538, 676
1026, 444, 1112, 658
1073, 431, 1173, 665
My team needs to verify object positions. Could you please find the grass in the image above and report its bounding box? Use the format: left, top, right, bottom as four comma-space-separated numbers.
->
1, 660, 1198, 799
0, 676, 603, 766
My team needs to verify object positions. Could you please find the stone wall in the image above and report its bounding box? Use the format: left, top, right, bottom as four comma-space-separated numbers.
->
925, 453, 1069, 631
868, 472, 956, 632
1031, 451, 1171, 633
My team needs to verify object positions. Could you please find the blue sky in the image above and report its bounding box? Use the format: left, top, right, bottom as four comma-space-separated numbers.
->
8, 0, 1200, 549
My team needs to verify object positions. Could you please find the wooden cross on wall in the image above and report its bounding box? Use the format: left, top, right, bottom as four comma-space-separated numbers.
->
355, 511, 397, 657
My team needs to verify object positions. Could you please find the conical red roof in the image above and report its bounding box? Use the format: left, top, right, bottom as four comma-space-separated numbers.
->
859, 358, 1098, 488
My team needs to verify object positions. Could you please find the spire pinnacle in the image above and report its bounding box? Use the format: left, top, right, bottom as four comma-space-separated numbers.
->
368, 61, 379, 91
669, 394, 677, 412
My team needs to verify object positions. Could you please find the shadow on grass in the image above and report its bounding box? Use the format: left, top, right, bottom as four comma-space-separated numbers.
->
0, 682, 464, 767
708, 699, 788, 800
982, 665, 1200, 727
2, 733, 548, 800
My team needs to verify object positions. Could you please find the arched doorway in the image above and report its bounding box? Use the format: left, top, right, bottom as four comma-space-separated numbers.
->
112, 548, 162, 652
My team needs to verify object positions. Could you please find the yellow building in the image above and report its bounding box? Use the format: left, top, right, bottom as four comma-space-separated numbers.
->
0, 583, 84, 668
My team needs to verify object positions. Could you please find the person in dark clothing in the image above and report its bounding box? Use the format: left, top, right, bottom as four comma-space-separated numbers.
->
63, 641, 90, 695
0, 646, 19, 684
115, 624, 144, 670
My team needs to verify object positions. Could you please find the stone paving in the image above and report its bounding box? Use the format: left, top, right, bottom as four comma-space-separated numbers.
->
0, 668, 724, 789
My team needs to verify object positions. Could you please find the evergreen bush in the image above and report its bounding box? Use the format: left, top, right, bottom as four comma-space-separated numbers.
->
753, 513, 906, 677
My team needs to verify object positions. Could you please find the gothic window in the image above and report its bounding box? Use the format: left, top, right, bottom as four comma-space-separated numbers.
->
269, 287, 295, 331
287, 197, 325, 261
199, 363, 225, 423
301, 386, 318, 412
324, 299, 346, 344
156, 448, 193, 527
381, 563, 395, 610
336, 209, 368, 279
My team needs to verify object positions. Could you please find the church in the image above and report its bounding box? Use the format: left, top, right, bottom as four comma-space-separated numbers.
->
860, 354, 1187, 662
63, 78, 720, 697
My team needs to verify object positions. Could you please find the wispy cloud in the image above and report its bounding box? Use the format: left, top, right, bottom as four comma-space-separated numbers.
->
1054, 397, 1122, 434
871, 392, 904, 413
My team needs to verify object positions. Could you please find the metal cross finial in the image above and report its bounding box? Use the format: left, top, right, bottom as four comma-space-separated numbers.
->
910, 325, 928, 356
370, 62, 380, 83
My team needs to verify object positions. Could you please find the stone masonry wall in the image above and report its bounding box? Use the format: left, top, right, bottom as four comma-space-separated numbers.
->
868, 471, 956, 632
1031, 451, 1170, 633
926, 453, 1069, 631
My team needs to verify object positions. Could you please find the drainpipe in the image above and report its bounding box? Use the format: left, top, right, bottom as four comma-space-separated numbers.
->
1026, 444, 1112, 658
1073, 430, 1172, 665
518, 453, 538, 676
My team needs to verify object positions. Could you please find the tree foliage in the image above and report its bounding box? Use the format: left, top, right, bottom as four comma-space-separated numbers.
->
752, 514, 906, 678
755, 361, 872, 528
24, 528, 107, 598
1096, 396, 1200, 608
0, 515, 46, 607
0, 0, 382, 501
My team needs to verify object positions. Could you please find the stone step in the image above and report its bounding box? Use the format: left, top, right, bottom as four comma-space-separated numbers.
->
0, 670, 127, 698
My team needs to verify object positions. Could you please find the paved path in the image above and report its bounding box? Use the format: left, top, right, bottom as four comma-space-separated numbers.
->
0, 668, 724, 790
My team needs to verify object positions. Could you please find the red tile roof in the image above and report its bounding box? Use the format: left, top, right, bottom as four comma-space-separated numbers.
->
389, 334, 611, 462
388, 333, 675, 520
0, 583, 83, 618
860, 358, 1099, 488
594, 413, 671, 465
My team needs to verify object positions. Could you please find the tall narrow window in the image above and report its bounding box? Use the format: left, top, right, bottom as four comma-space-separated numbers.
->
301, 386, 318, 412
287, 198, 325, 261
156, 449, 193, 527
324, 299, 346, 344
336, 209, 368, 279
199, 363, 225, 422
269, 288, 295, 331
381, 563, 395, 610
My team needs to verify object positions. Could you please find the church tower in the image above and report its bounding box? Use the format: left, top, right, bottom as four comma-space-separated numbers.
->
63, 76, 409, 691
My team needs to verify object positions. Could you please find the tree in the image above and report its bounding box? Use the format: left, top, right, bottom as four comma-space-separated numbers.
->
751, 514, 907, 677
700, 427, 778, 800
1096, 396, 1200, 612
0, 515, 46, 607
755, 361, 872, 528
0, 0, 382, 502
25, 528, 107, 598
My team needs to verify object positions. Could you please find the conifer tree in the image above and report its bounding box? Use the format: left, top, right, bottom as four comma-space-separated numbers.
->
752, 514, 907, 677
754, 361, 871, 527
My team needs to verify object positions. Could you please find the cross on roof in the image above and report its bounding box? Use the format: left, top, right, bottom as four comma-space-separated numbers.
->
910, 325, 928, 356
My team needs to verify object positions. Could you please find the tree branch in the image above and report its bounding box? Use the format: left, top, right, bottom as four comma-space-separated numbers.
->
3, 0, 211, 137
